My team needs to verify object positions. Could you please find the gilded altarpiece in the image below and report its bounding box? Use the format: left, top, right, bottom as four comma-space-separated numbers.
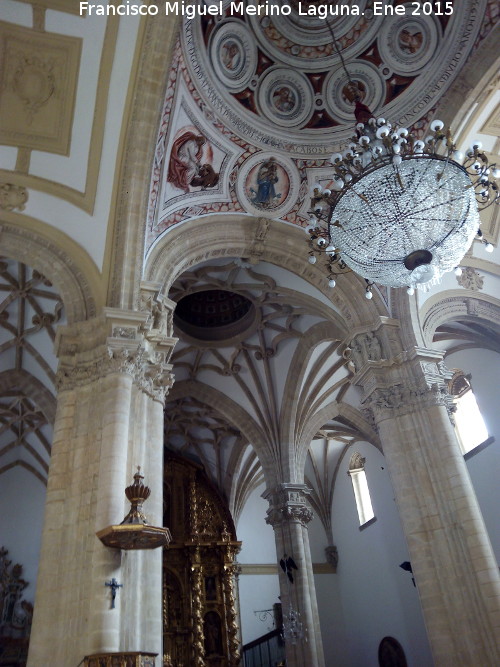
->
163, 452, 241, 667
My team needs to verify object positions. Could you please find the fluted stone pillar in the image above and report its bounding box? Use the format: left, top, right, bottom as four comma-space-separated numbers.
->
351, 332, 500, 666
263, 484, 325, 667
28, 294, 177, 666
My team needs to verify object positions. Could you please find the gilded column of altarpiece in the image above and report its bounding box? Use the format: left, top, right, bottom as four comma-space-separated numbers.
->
163, 452, 241, 667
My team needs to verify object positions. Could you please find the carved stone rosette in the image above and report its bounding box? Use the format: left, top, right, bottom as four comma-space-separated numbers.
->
264, 484, 314, 528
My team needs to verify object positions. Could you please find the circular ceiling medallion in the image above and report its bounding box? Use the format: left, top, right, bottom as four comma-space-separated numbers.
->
209, 20, 257, 92
174, 289, 256, 343
324, 61, 385, 122
256, 67, 314, 128
237, 152, 299, 218
248, 0, 379, 71
377, 5, 441, 75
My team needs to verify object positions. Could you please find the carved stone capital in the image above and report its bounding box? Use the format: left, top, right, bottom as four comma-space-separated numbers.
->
263, 483, 314, 527
55, 308, 176, 403
362, 382, 454, 423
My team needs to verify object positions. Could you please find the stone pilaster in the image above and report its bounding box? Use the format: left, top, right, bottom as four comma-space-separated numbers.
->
351, 335, 500, 666
263, 484, 325, 667
28, 301, 177, 666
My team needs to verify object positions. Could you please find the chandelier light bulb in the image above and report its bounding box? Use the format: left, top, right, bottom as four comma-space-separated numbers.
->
328, 278, 337, 288
406, 286, 415, 295
471, 140, 483, 151
454, 267, 463, 276
430, 119, 444, 131
485, 243, 494, 252
365, 289, 373, 299
491, 167, 500, 179
308, 255, 317, 264
330, 153, 342, 164
376, 125, 390, 139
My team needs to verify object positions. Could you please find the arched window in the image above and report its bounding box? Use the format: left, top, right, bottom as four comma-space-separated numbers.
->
348, 452, 375, 527
448, 370, 490, 456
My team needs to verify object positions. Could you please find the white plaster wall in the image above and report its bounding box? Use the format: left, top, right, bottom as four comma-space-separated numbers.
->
236, 484, 281, 645
0, 468, 47, 603
237, 575, 281, 645
445, 347, 500, 562
330, 442, 433, 667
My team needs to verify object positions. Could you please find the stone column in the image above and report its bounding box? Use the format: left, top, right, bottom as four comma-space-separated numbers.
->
350, 332, 500, 666
263, 484, 325, 667
28, 294, 177, 666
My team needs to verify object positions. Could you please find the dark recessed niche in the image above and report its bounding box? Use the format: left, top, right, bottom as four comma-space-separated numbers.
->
174, 290, 255, 342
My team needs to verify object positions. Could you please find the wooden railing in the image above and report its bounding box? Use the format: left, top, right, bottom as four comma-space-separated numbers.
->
242, 629, 286, 667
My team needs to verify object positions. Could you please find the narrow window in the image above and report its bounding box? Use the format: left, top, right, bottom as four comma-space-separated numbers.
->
348, 452, 375, 526
449, 370, 490, 455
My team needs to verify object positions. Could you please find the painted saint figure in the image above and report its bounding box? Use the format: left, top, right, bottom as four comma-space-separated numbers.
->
398, 29, 423, 54
167, 131, 219, 193
250, 158, 281, 209
273, 86, 295, 112
221, 40, 241, 71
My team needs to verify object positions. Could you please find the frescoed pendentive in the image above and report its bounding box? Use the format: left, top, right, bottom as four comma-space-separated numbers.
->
156, 85, 241, 224
209, 20, 257, 92
257, 67, 314, 128
324, 60, 385, 123
378, 7, 440, 75
237, 152, 299, 218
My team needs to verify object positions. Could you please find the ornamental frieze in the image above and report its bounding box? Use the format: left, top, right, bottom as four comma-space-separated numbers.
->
264, 484, 314, 527
56, 344, 175, 403
362, 382, 454, 423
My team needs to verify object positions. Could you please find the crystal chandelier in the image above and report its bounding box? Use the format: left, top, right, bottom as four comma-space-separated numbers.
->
306, 37, 499, 298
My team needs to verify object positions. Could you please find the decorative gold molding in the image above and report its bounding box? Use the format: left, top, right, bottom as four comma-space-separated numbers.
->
15, 0, 84, 15
0, 21, 81, 155
0, 13, 119, 213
